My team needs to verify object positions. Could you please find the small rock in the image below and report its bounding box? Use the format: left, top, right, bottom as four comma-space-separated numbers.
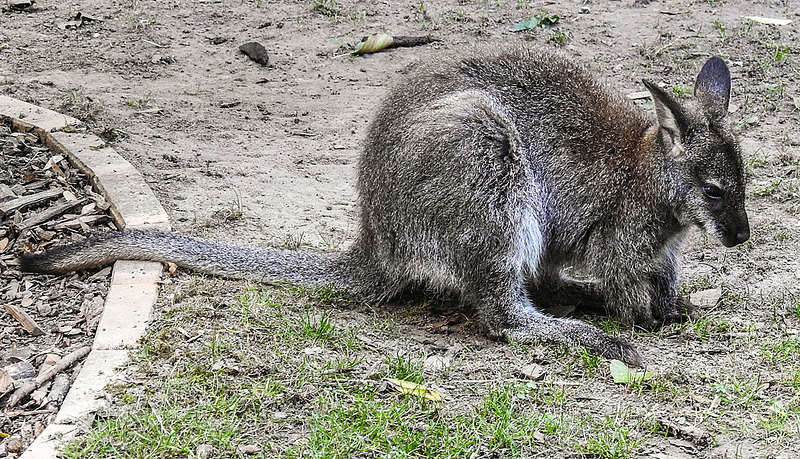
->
7, 0, 34, 11
579, 6, 590, 14
196, 444, 215, 459
520, 363, 546, 381
236, 444, 262, 455
690, 288, 722, 309
423, 355, 451, 373
239, 42, 269, 65
6, 436, 24, 454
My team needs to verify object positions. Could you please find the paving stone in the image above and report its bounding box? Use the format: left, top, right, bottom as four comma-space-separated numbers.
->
92, 260, 163, 350
0, 95, 81, 132
46, 131, 170, 230
54, 349, 132, 424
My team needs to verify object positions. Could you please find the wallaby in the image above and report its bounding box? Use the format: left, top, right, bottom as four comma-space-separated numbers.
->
20, 47, 749, 366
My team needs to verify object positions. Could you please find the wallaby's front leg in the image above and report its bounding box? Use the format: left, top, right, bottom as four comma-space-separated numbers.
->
528, 273, 605, 313
649, 250, 693, 325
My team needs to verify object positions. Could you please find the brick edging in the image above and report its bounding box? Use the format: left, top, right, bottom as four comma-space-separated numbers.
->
1, 95, 169, 458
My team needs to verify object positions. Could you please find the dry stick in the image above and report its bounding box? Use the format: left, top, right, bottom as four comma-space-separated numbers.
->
387, 36, 439, 49
0, 188, 63, 216
3, 303, 45, 336
46, 373, 70, 408
5, 346, 90, 408
18, 198, 87, 229
2, 409, 52, 418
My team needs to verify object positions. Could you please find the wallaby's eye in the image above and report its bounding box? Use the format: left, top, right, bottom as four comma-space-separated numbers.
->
702, 185, 724, 200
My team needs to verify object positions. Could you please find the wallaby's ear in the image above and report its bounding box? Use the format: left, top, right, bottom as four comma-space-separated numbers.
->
643, 79, 687, 156
694, 56, 731, 117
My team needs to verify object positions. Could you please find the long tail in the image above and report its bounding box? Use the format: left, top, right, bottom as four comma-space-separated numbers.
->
19, 229, 354, 290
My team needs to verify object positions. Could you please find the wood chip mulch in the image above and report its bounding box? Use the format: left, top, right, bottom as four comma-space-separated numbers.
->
0, 119, 114, 456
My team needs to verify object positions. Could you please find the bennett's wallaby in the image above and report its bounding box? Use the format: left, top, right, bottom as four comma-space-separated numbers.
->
20, 47, 749, 366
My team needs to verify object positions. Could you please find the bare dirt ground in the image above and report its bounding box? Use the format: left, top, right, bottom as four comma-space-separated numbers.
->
2, 0, 800, 457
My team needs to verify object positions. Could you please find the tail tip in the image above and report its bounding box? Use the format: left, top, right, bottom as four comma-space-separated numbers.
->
18, 253, 55, 274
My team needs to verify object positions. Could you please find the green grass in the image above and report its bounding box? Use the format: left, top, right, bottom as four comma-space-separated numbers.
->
753, 178, 783, 197
291, 384, 647, 459
385, 353, 425, 383
61, 268, 800, 458
760, 339, 800, 364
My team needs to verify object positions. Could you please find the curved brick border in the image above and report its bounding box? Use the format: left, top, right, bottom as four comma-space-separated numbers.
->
0, 95, 170, 458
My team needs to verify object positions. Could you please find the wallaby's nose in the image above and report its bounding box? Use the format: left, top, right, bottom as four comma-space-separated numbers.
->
736, 227, 750, 245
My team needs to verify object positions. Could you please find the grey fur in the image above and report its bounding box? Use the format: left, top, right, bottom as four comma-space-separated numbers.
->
20, 47, 750, 366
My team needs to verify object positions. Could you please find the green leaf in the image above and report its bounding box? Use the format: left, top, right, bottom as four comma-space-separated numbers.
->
609, 359, 656, 384
511, 17, 542, 31
511, 13, 559, 32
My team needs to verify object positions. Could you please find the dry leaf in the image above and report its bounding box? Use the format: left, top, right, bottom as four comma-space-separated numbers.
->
385, 378, 443, 401
743, 16, 792, 26
353, 33, 394, 55
521, 363, 546, 381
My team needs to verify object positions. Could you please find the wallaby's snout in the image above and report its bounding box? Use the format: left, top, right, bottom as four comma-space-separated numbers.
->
721, 217, 750, 247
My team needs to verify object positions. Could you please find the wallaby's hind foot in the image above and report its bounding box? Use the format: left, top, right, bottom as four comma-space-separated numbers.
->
502, 315, 642, 367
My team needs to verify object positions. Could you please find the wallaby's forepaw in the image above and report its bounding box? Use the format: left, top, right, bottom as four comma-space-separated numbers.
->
650, 295, 695, 328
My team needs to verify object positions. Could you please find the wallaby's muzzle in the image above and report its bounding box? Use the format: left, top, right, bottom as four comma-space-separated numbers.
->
719, 217, 750, 247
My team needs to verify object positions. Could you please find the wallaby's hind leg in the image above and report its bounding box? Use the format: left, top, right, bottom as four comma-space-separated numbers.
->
466, 270, 642, 366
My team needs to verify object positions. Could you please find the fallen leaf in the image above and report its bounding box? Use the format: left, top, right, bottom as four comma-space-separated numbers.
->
385, 378, 443, 401
520, 363, 546, 381
511, 13, 559, 32
744, 16, 792, 26
353, 33, 394, 55
609, 359, 655, 384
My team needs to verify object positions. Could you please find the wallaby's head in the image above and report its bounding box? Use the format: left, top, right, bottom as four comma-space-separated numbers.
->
644, 57, 750, 248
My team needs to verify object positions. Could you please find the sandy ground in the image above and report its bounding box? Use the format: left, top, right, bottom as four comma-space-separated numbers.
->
3, 0, 800, 457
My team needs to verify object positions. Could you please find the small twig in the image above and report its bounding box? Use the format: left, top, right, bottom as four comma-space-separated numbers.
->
2, 409, 52, 418
4, 303, 45, 336
142, 40, 167, 48
6, 346, 90, 407
0, 188, 63, 217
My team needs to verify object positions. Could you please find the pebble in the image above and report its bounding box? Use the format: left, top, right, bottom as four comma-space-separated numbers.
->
196, 444, 215, 458
239, 42, 269, 66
